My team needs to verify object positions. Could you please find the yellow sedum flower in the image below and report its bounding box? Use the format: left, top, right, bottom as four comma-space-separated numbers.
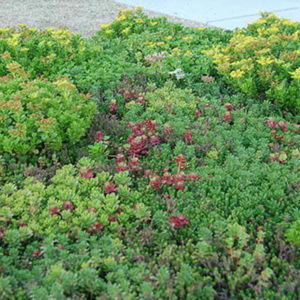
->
135, 18, 143, 24
231, 58, 254, 72
280, 18, 296, 27
7, 38, 18, 47
45, 28, 55, 33
146, 41, 155, 48
213, 53, 229, 66
230, 69, 244, 79
257, 27, 267, 37
0, 28, 11, 35
122, 28, 130, 35
257, 56, 273, 66
252, 18, 267, 26
202, 45, 220, 56
165, 36, 172, 41
117, 15, 127, 22
290, 68, 300, 80
205, 13, 299, 111
101, 23, 111, 30
150, 21, 158, 26
265, 26, 279, 35
157, 42, 164, 47
7, 33, 21, 48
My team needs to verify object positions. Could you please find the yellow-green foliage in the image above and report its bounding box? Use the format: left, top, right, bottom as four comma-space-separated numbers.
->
0, 163, 142, 236
205, 13, 300, 112
0, 25, 86, 78
0, 69, 96, 160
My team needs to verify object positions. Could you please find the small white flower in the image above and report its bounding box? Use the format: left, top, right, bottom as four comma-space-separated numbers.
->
169, 68, 185, 80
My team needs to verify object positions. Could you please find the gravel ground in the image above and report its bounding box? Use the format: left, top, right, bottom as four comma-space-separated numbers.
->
0, 0, 206, 37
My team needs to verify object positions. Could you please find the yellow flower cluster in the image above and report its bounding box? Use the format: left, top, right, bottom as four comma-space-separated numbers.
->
206, 13, 300, 109
0, 27, 12, 35
47, 28, 72, 46
7, 33, 20, 47
101, 23, 111, 30
122, 28, 130, 35
116, 15, 127, 22
290, 68, 300, 80
135, 18, 143, 24
230, 58, 254, 72
146, 41, 155, 48
230, 69, 244, 79
100, 7, 147, 37
257, 56, 273, 66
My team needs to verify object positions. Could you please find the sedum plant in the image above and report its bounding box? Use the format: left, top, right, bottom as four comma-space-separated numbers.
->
0, 8, 299, 299
205, 13, 300, 113
0, 68, 96, 163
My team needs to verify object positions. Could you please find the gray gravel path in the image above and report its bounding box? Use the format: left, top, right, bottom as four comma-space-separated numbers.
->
0, 0, 206, 37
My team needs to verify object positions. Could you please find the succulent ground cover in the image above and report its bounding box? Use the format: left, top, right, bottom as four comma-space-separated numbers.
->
0, 8, 299, 299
